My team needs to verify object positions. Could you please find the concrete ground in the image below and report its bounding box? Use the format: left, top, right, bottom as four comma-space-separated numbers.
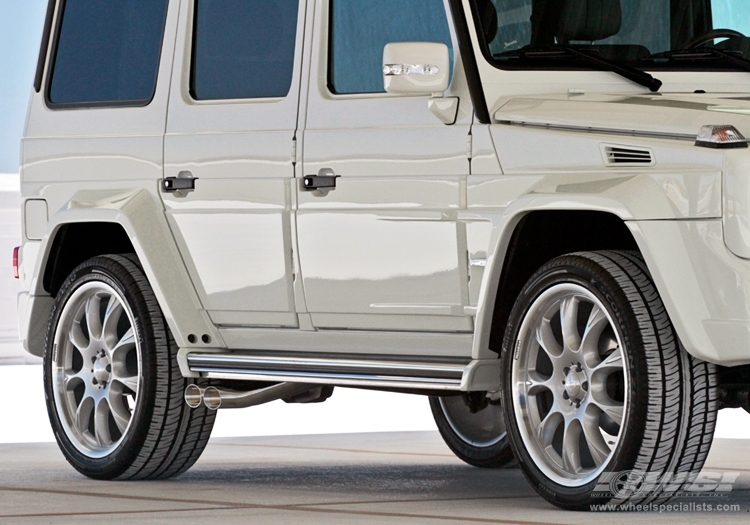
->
0, 432, 748, 524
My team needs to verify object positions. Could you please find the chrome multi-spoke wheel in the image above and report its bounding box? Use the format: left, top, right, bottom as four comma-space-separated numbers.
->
52, 282, 141, 458
512, 283, 627, 486
44, 255, 216, 480
502, 251, 718, 511
430, 393, 513, 468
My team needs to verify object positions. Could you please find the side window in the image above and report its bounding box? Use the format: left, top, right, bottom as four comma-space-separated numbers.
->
48, 0, 169, 106
711, 0, 750, 35
329, 0, 454, 95
191, 0, 299, 100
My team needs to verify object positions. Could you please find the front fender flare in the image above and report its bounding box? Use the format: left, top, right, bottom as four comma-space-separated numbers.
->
471, 195, 632, 360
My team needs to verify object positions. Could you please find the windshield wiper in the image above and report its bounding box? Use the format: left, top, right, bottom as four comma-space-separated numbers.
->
496, 46, 662, 92
644, 48, 750, 73
706, 48, 750, 72
561, 46, 663, 92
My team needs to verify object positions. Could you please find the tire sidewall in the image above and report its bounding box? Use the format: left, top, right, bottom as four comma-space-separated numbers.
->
43, 258, 157, 479
501, 255, 650, 510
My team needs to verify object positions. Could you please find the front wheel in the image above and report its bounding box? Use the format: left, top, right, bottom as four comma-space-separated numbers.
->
44, 255, 215, 480
502, 251, 718, 510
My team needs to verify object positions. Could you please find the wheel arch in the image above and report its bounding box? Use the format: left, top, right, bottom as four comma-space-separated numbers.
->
474, 209, 639, 360
43, 222, 136, 296
23, 188, 222, 359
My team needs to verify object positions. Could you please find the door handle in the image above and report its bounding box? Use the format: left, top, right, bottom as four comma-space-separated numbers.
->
163, 177, 197, 191
303, 169, 338, 191
162, 171, 197, 197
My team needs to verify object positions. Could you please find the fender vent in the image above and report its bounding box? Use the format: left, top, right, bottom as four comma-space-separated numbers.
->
602, 145, 655, 166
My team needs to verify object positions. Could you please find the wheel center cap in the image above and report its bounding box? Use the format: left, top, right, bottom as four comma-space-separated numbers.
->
93, 353, 111, 386
564, 366, 588, 402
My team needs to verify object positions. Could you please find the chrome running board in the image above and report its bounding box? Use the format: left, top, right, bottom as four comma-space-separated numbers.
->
186, 353, 466, 391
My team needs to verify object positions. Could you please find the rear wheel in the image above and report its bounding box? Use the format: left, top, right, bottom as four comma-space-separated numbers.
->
502, 251, 718, 510
44, 255, 215, 480
430, 393, 514, 468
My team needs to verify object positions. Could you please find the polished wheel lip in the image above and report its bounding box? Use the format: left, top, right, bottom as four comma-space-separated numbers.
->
439, 395, 507, 448
52, 281, 142, 459
512, 283, 629, 488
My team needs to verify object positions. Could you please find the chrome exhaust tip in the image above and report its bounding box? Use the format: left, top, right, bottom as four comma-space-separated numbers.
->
202, 386, 222, 411
184, 382, 317, 410
184, 384, 204, 409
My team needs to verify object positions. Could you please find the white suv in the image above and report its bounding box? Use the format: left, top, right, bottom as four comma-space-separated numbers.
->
16, 0, 750, 511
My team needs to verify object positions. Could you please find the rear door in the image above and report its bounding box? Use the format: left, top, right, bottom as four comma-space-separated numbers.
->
163, 0, 306, 329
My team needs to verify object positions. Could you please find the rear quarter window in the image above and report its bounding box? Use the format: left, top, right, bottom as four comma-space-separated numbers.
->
48, 0, 170, 107
190, 0, 300, 100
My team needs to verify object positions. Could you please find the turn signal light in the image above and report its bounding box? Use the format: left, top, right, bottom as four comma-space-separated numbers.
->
12, 246, 19, 279
695, 125, 748, 149
382, 63, 440, 76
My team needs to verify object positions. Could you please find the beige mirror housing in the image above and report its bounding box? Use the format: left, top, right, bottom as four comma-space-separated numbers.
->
382, 42, 450, 96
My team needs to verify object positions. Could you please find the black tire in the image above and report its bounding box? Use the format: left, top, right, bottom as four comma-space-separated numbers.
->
501, 251, 718, 510
429, 394, 514, 468
44, 254, 215, 480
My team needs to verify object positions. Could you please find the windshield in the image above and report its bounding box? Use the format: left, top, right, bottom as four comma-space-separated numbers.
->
475, 0, 750, 71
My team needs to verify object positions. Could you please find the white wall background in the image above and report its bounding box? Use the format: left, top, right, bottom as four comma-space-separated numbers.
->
0, 174, 27, 366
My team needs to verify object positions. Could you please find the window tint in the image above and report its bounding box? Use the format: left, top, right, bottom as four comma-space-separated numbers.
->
192, 0, 299, 100
594, 0, 670, 54
49, 0, 169, 106
330, 0, 453, 94
487, 0, 670, 57
712, 0, 750, 36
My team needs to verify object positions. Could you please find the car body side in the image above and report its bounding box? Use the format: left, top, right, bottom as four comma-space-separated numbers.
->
17, 0, 750, 396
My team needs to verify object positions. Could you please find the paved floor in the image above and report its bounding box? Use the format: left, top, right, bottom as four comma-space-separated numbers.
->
0, 432, 748, 524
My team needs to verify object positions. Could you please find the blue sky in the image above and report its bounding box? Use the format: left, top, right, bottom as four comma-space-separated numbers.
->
0, 0, 47, 174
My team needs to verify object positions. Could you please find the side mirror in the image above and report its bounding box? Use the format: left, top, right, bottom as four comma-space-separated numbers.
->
382, 42, 450, 96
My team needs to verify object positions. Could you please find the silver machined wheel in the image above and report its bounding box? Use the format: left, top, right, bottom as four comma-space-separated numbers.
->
51, 281, 141, 458
439, 396, 506, 447
512, 283, 628, 487
45, 255, 216, 480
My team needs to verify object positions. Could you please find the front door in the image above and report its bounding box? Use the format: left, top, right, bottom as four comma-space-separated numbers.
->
163, 0, 306, 328
297, 0, 474, 333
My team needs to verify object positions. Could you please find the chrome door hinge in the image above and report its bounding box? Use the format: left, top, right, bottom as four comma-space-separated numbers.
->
291, 137, 298, 165
466, 133, 473, 160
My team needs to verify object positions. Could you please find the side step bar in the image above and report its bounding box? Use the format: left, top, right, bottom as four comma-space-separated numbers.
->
186, 353, 466, 391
